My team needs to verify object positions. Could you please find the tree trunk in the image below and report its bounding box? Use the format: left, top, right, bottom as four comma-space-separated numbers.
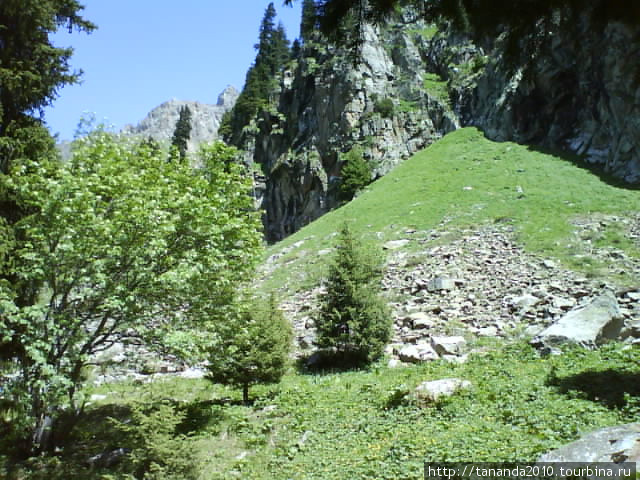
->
242, 383, 250, 405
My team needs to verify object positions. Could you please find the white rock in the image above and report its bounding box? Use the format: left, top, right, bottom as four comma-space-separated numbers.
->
430, 335, 466, 355
413, 378, 472, 404
398, 343, 439, 363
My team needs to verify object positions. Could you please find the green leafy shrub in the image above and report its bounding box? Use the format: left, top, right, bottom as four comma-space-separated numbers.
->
207, 294, 293, 403
116, 400, 199, 480
314, 224, 392, 366
339, 146, 372, 201
374, 97, 395, 118
0, 130, 262, 454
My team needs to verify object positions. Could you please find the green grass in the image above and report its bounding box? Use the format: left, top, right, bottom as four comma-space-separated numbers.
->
423, 72, 451, 107
259, 127, 640, 296
409, 24, 439, 40
6, 342, 638, 479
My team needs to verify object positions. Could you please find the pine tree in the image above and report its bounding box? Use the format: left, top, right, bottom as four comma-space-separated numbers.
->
301, 0, 318, 42
222, 3, 290, 146
339, 145, 372, 201
315, 224, 391, 366
207, 295, 292, 404
0, 0, 94, 354
171, 105, 192, 161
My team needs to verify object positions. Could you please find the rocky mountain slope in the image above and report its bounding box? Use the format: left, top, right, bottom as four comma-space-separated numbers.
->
245, 7, 639, 242
121, 85, 239, 152
256, 127, 640, 364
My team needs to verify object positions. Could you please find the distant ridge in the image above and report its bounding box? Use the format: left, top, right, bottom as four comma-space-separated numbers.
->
121, 85, 239, 152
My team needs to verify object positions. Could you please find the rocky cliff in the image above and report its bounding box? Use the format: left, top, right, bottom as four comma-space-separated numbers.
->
122, 85, 239, 152
249, 12, 458, 241
460, 17, 640, 183
245, 8, 639, 242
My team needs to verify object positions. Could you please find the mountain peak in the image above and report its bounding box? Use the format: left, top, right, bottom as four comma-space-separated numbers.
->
217, 85, 239, 108
121, 86, 238, 151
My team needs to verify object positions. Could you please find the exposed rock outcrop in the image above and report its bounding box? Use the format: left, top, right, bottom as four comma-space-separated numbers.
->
247, 8, 639, 241
249, 13, 458, 241
531, 292, 624, 352
121, 85, 238, 152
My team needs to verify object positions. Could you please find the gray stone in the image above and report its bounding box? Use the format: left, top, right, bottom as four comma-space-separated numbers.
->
121, 85, 238, 154
427, 277, 456, 292
387, 358, 403, 368
412, 378, 472, 405
538, 423, 640, 467
384, 239, 410, 250
512, 294, 541, 311
532, 292, 623, 350
430, 335, 466, 355
408, 312, 434, 329
398, 343, 439, 363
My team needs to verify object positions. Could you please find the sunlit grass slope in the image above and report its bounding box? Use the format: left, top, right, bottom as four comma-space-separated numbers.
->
261, 127, 640, 294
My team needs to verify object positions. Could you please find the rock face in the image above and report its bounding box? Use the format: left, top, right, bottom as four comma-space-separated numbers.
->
538, 423, 640, 466
249, 13, 458, 241
247, 8, 639, 241
121, 85, 238, 152
532, 292, 624, 351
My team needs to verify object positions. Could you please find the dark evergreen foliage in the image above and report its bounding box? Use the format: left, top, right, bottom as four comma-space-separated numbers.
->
222, 3, 290, 147
339, 146, 372, 201
171, 105, 192, 161
300, 0, 319, 42
315, 224, 391, 366
0, 0, 94, 356
207, 295, 293, 404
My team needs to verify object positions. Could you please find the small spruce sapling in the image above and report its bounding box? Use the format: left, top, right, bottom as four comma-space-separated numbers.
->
339, 146, 372, 201
207, 294, 292, 404
315, 223, 391, 366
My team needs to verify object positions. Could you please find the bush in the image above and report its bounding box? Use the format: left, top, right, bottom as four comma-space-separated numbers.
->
117, 400, 199, 480
374, 97, 394, 118
207, 295, 292, 404
339, 146, 372, 201
314, 224, 392, 366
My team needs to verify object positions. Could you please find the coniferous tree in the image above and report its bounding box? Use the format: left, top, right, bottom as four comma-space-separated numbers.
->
0, 0, 94, 354
301, 0, 318, 42
339, 146, 372, 202
315, 224, 391, 366
171, 105, 192, 161
207, 294, 292, 404
222, 2, 290, 146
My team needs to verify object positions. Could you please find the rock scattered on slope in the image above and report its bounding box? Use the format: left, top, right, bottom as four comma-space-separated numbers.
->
538, 423, 640, 465
531, 292, 624, 353
412, 378, 472, 405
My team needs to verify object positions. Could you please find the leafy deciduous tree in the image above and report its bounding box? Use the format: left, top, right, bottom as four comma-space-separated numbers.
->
0, 131, 262, 453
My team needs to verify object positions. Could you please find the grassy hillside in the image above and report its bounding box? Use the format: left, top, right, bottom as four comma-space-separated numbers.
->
13, 342, 639, 479
6, 128, 640, 479
259, 127, 640, 295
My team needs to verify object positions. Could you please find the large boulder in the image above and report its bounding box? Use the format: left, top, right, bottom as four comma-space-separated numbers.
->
398, 343, 439, 363
531, 292, 623, 351
538, 423, 640, 467
412, 378, 472, 405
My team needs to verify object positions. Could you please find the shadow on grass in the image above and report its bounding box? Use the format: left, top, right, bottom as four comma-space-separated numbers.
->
548, 369, 640, 408
294, 350, 372, 375
523, 143, 640, 190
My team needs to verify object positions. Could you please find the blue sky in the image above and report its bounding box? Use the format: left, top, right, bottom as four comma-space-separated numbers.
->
44, 1, 302, 141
